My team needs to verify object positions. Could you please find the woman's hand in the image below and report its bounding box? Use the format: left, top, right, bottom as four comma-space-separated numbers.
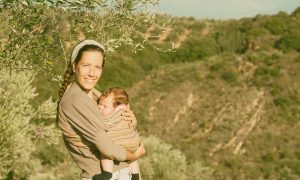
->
121, 104, 137, 128
125, 142, 146, 161
134, 142, 145, 159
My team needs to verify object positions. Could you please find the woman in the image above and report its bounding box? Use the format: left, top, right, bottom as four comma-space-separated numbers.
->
57, 40, 145, 180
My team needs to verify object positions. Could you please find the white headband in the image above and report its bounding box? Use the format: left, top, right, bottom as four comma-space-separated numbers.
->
71, 39, 105, 64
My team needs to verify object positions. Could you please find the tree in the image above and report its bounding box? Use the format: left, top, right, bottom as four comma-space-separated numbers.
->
0, 0, 161, 178
0, 0, 160, 72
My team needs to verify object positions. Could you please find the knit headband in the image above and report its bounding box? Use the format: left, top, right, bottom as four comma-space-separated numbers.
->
71, 39, 106, 64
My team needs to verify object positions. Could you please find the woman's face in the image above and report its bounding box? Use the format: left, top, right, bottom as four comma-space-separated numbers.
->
73, 51, 104, 92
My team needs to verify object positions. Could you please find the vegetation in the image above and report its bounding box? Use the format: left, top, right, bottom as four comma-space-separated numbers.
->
140, 136, 212, 180
0, 69, 59, 179
276, 30, 300, 52
1, 0, 300, 179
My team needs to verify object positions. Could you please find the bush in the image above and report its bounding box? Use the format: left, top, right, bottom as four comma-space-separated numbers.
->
221, 70, 238, 84
273, 97, 290, 108
173, 37, 219, 62
295, 55, 300, 63
290, 160, 300, 175
246, 27, 269, 38
265, 17, 287, 35
276, 30, 300, 52
208, 55, 239, 85
139, 136, 213, 180
214, 20, 247, 53
0, 69, 59, 179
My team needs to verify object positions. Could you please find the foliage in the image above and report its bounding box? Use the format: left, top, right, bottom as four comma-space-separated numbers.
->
276, 30, 300, 52
29, 142, 80, 180
246, 27, 269, 38
0, 0, 160, 73
172, 36, 219, 62
214, 20, 247, 53
264, 16, 287, 35
208, 53, 239, 85
0, 69, 59, 179
139, 136, 213, 180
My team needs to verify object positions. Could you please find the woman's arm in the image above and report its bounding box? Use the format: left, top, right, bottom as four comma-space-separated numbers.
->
121, 105, 145, 160
61, 95, 127, 161
125, 142, 145, 161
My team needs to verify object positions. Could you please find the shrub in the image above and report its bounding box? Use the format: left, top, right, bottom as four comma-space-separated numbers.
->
0, 69, 59, 179
221, 70, 238, 84
246, 27, 269, 38
276, 30, 300, 52
208, 55, 239, 85
265, 17, 287, 35
214, 21, 247, 53
173, 37, 219, 62
290, 160, 300, 175
139, 136, 213, 180
295, 55, 300, 63
273, 97, 290, 108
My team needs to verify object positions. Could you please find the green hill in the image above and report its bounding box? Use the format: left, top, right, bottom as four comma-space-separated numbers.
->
128, 51, 300, 179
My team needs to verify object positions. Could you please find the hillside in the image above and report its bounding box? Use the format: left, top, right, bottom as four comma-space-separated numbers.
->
128, 51, 300, 179
102, 10, 300, 179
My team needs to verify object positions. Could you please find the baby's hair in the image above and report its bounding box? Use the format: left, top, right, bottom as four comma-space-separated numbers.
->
99, 87, 129, 108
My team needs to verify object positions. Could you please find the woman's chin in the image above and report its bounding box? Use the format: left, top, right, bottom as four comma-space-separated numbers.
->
81, 84, 95, 92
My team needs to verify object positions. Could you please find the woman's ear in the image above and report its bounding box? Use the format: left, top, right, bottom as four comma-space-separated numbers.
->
72, 63, 76, 73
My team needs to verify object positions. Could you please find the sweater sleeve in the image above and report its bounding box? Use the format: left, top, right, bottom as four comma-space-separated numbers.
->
62, 95, 127, 161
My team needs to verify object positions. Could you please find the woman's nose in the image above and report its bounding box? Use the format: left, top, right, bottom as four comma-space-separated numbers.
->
88, 67, 95, 76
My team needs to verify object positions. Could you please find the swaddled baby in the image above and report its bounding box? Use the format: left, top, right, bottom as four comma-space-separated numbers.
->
97, 87, 140, 180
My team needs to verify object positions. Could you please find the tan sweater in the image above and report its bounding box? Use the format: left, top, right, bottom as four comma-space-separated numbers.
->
57, 82, 128, 178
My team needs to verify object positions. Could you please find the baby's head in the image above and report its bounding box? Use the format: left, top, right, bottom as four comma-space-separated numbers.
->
98, 87, 129, 115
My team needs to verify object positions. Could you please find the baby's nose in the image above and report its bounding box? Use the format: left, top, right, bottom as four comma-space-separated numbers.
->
98, 104, 103, 109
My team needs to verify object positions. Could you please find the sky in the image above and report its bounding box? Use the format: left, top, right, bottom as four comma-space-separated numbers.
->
154, 0, 300, 20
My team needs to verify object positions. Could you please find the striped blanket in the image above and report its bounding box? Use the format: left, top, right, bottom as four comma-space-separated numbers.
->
103, 107, 140, 153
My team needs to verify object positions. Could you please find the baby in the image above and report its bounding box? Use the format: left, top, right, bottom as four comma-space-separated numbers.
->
97, 87, 140, 180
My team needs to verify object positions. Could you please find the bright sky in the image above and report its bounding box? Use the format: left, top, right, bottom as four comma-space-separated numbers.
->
154, 0, 300, 19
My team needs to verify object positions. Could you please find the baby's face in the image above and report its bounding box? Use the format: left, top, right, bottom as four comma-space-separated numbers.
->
98, 94, 115, 115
